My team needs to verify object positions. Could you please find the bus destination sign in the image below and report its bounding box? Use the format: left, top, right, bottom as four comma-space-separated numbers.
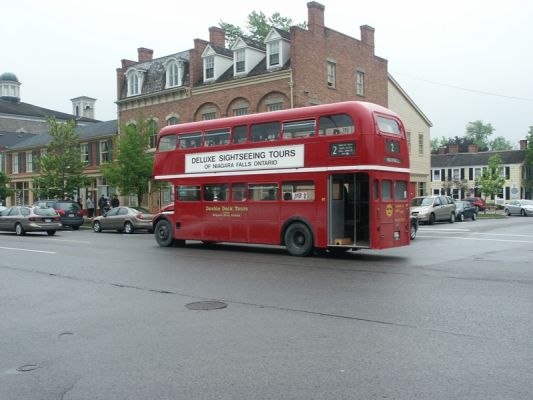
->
330, 141, 356, 157
185, 144, 304, 174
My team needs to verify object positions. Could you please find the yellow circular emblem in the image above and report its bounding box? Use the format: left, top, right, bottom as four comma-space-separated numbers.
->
385, 204, 393, 217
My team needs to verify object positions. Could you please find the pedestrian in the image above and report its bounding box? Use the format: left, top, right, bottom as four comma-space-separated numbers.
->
86, 195, 95, 218
111, 194, 119, 208
98, 194, 107, 216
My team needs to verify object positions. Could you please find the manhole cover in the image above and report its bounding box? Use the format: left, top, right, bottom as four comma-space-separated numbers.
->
16, 364, 39, 372
185, 301, 227, 310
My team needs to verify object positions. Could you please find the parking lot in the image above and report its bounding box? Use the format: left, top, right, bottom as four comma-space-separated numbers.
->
1, 216, 532, 399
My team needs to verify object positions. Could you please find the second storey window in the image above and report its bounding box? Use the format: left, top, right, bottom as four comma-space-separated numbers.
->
168, 63, 179, 87
12, 152, 19, 174
327, 61, 336, 88
356, 70, 365, 96
202, 112, 216, 120
205, 56, 214, 80
167, 116, 179, 125
233, 107, 248, 116
80, 143, 90, 164
128, 73, 139, 96
26, 151, 33, 172
418, 134, 424, 156
148, 120, 158, 149
100, 140, 111, 163
267, 102, 283, 112
268, 41, 280, 67
235, 49, 245, 73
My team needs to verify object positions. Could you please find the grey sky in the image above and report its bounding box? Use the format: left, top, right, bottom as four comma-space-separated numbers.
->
3, 0, 532, 147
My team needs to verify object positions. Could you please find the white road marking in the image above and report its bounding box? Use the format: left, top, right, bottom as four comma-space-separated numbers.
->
0, 246, 56, 254
421, 235, 533, 244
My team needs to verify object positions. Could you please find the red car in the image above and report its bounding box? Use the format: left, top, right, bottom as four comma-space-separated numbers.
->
462, 197, 486, 211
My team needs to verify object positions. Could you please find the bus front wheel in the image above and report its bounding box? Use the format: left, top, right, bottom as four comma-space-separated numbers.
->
284, 222, 313, 257
154, 219, 174, 247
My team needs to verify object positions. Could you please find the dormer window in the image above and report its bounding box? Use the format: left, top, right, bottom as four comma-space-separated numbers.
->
169, 64, 179, 86
125, 68, 145, 97
268, 41, 280, 66
235, 49, 245, 73
205, 56, 214, 80
164, 58, 184, 88
265, 28, 289, 70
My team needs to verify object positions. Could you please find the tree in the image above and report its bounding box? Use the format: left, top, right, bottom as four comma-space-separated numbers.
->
522, 127, 533, 198
465, 120, 494, 151
476, 154, 505, 206
33, 117, 89, 199
0, 171, 14, 204
489, 136, 513, 151
101, 118, 154, 207
220, 11, 306, 46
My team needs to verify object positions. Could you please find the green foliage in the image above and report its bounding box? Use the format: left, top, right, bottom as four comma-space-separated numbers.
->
220, 11, 306, 46
32, 117, 89, 199
101, 118, 154, 206
522, 127, 533, 196
476, 154, 505, 203
489, 136, 513, 151
0, 171, 14, 202
465, 120, 494, 150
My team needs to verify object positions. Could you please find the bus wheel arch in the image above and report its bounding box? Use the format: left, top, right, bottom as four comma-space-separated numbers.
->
282, 218, 315, 257
154, 217, 174, 247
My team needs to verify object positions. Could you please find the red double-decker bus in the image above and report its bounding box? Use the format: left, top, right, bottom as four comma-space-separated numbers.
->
152, 101, 411, 256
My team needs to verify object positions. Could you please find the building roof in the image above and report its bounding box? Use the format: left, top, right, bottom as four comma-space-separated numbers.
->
388, 74, 432, 127
0, 98, 98, 122
432, 150, 526, 168
0, 72, 19, 82
0, 131, 37, 149
272, 27, 291, 40
6, 120, 117, 151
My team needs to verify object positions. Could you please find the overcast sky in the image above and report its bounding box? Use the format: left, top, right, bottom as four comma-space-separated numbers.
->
3, 0, 532, 147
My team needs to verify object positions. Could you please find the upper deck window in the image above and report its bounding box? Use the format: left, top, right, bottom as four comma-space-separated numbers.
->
282, 119, 316, 139
205, 128, 230, 147
251, 122, 280, 142
318, 114, 355, 136
178, 132, 202, 149
159, 135, 177, 152
233, 125, 248, 144
377, 116, 401, 135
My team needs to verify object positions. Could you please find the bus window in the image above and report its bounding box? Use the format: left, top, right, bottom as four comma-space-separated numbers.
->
205, 128, 230, 146
233, 125, 248, 144
282, 119, 316, 139
179, 132, 202, 149
231, 183, 247, 201
177, 185, 200, 201
282, 181, 315, 201
158, 134, 177, 152
377, 116, 401, 135
249, 184, 278, 201
394, 181, 408, 200
251, 122, 280, 142
204, 184, 228, 202
318, 114, 355, 136
381, 180, 392, 200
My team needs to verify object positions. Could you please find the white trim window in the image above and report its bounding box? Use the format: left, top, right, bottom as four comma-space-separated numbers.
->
204, 56, 214, 80
12, 152, 19, 174
125, 68, 145, 96
235, 49, 245, 74
167, 116, 179, 125
80, 143, 90, 164
233, 107, 248, 116
267, 41, 280, 67
165, 60, 183, 88
26, 151, 33, 172
202, 112, 216, 120
433, 169, 440, 181
418, 134, 424, 156
267, 102, 283, 112
356, 70, 365, 96
100, 141, 111, 163
327, 61, 336, 88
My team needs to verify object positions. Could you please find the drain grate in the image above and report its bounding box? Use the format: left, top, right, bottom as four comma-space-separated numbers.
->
185, 301, 228, 311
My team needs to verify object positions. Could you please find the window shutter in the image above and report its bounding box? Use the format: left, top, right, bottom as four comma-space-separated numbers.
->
96, 142, 100, 165
88, 143, 93, 166
469, 168, 473, 180
19, 153, 25, 173
460, 168, 465, 180
107, 139, 113, 160
447, 169, 452, 180
441, 169, 445, 181
6, 154, 11, 174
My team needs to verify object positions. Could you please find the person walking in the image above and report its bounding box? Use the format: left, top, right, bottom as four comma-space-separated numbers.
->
111, 194, 119, 208
98, 194, 107, 216
86, 195, 95, 218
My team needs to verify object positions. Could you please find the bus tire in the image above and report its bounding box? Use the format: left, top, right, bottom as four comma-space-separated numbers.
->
284, 222, 314, 257
154, 219, 174, 247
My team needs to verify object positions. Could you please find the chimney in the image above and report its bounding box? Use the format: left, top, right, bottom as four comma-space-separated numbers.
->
448, 144, 459, 154
438, 147, 446, 155
307, 1, 325, 33
209, 26, 226, 48
468, 144, 478, 153
360, 25, 375, 48
137, 47, 153, 63
519, 139, 528, 150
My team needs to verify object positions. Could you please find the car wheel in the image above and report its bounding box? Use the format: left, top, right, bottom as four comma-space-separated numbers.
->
505, 209, 511, 216
46, 230, 56, 236
15, 223, 25, 236
472, 213, 477, 221
428, 213, 435, 225
410, 224, 417, 240
521, 209, 527, 217
93, 221, 102, 233
284, 222, 314, 256
449, 212, 455, 223
459, 213, 465, 222
154, 219, 174, 247
72, 225, 80, 231
124, 222, 135, 234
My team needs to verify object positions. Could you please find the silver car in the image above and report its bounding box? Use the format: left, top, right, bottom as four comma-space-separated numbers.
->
410, 195, 457, 224
0, 206, 62, 236
92, 206, 154, 233
503, 199, 533, 216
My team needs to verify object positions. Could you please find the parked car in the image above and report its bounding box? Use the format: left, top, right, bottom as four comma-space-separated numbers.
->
455, 200, 478, 221
0, 205, 62, 236
92, 206, 154, 233
410, 195, 456, 224
410, 215, 418, 240
503, 199, 533, 216
462, 197, 486, 211
33, 199, 84, 230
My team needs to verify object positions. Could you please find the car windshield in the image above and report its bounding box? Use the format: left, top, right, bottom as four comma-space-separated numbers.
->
521, 200, 533, 205
131, 207, 152, 214
34, 208, 58, 216
58, 202, 80, 212
411, 197, 433, 207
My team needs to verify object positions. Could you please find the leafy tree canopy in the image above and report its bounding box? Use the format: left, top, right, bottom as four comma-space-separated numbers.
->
465, 120, 495, 150
220, 11, 306, 46
33, 117, 89, 199
476, 154, 505, 203
489, 136, 513, 151
0, 171, 14, 203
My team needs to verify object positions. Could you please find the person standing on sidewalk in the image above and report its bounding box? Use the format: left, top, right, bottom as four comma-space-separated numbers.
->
98, 194, 107, 216
86, 195, 95, 218
111, 194, 119, 208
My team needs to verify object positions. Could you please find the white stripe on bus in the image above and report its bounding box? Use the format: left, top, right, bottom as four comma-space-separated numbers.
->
154, 165, 411, 180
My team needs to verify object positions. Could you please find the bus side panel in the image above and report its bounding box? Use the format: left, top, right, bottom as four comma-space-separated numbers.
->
174, 203, 203, 240
247, 202, 280, 245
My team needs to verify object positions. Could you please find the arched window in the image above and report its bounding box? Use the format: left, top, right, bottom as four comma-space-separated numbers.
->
167, 116, 179, 125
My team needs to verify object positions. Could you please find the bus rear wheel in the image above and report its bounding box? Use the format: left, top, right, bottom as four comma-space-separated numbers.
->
154, 219, 174, 247
284, 222, 313, 257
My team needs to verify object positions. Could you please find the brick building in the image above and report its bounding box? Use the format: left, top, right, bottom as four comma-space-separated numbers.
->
116, 1, 428, 209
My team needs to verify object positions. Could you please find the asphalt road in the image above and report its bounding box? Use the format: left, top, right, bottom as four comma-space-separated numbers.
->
1, 217, 532, 400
